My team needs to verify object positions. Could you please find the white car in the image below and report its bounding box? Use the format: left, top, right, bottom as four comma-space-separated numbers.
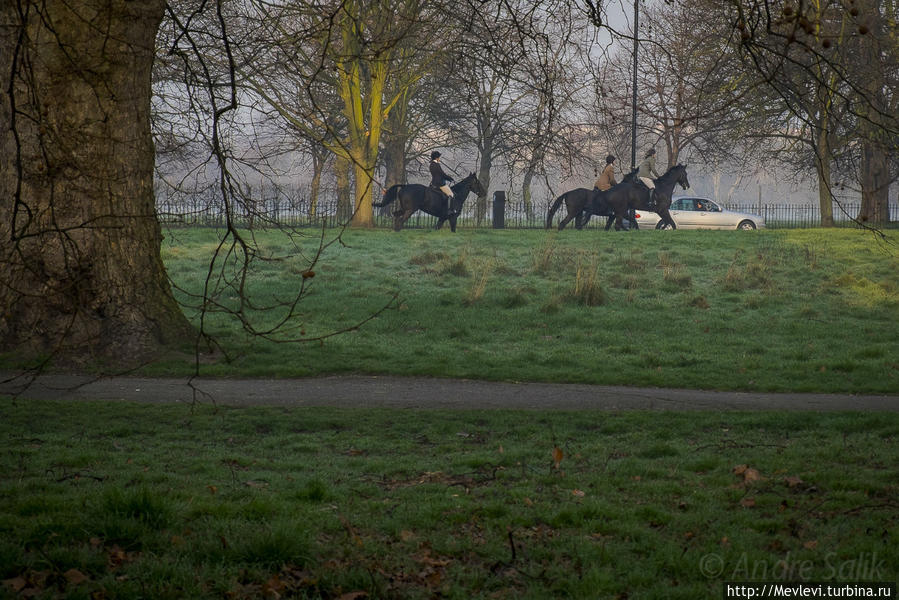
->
633, 197, 766, 230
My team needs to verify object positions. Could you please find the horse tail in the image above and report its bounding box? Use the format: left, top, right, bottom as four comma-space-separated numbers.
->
374, 185, 400, 207
545, 192, 567, 228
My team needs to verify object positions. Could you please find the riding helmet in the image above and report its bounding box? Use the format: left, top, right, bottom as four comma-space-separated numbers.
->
431, 151, 441, 160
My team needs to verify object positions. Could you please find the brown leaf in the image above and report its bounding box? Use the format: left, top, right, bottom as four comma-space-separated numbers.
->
803, 540, 818, 550
739, 497, 756, 508
3, 577, 27, 593
732, 464, 761, 485
572, 489, 586, 497
336, 593, 367, 600
262, 574, 285, 598
64, 569, 88, 586
784, 476, 804, 488
552, 446, 564, 469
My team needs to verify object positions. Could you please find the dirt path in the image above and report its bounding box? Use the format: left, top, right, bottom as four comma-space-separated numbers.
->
2, 372, 897, 410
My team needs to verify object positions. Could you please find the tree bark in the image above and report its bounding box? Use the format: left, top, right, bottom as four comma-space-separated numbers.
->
0, 0, 193, 365
855, 0, 892, 226
815, 120, 836, 227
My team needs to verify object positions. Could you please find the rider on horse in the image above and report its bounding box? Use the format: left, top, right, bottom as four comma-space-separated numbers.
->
637, 148, 661, 207
429, 151, 456, 216
594, 154, 617, 192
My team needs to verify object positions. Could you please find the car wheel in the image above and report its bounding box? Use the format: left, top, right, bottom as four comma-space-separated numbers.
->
655, 221, 674, 230
737, 220, 756, 230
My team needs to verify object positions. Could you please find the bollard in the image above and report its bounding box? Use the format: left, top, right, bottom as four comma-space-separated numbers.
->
493, 190, 506, 229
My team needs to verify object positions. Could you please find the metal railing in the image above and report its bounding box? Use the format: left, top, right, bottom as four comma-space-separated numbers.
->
155, 187, 897, 230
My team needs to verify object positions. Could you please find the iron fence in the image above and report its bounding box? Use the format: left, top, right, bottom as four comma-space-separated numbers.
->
155, 187, 897, 230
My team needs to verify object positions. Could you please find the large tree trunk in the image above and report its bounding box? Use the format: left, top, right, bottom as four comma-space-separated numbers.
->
335, 153, 352, 222
855, 0, 892, 226
0, 0, 193, 365
859, 139, 891, 226
815, 123, 836, 227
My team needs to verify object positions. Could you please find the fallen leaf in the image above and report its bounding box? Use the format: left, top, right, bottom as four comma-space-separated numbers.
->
63, 569, 88, 585
572, 489, 586, 497
784, 476, 804, 488
552, 446, 564, 469
732, 464, 761, 484
740, 497, 756, 508
262, 574, 285, 598
207, 485, 218, 494
3, 577, 27, 593
803, 540, 818, 549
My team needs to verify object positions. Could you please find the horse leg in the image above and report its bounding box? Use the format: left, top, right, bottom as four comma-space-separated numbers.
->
576, 212, 591, 230
396, 209, 414, 232
604, 215, 614, 231
449, 215, 457, 233
558, 212, 574, 230
629, 209, 639, 230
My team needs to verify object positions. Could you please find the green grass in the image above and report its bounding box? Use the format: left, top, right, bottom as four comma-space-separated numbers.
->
1, 400, 897, 599
151, 227, 899, 394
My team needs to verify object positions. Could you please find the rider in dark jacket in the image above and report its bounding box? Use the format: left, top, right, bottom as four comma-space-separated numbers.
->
429, 151, 455, 215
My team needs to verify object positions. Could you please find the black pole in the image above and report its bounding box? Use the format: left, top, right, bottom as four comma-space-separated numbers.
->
631, 0, 639, 170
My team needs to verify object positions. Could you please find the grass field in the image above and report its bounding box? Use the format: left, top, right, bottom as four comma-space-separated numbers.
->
3, 227, 898, 599
1, 401, 897, 599
155, 226, 899, 394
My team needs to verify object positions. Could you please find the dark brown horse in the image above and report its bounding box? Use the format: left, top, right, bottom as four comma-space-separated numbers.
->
581, 164, 690, 231
545, 169, 639, 230
374, 172, 486, 232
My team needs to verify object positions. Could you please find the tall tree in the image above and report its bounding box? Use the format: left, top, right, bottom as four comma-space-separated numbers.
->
725, 0, 897, 226
1, 0, 193, 364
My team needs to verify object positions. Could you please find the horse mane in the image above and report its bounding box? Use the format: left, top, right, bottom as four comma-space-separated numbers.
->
659, 164, 685, 179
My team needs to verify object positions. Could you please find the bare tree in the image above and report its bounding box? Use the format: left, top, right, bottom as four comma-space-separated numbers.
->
724, 0, 899, 227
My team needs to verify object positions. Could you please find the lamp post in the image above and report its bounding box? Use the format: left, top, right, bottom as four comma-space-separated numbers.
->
631, 0, 639, 170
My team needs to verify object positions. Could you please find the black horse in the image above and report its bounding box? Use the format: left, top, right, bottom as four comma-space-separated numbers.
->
545, 169, 639, 231
374, 172, 486, 232
582, 164, 690, 231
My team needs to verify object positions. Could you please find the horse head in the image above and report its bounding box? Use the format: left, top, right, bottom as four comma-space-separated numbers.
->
674, 164, 690, 190
456, 172, 486, 198
469, 173, 487, 197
